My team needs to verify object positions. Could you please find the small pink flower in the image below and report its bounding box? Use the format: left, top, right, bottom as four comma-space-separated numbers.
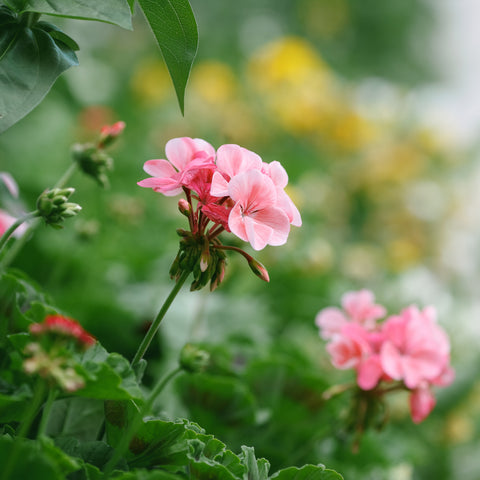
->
380, 306, 451, 389
138, 137, 215, 196
0, 209, 27, 238
227, 169, 291, 250
341, 289, 386, 329
409, 383, 436, 423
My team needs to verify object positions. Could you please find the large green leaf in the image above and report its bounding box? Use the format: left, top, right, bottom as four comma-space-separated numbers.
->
137, 0, 198, 114
0, 8, 78, 133
270, 465, 344, 480
21, 0, 133, 29
76, 343, 143, 401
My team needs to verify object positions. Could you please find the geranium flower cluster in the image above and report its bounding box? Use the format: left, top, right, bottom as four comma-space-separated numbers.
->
138, 137, 301, 289
24, 315, 96, 392
316, 290, 454, 423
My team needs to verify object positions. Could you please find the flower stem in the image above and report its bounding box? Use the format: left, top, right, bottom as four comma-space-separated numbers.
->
37, 386, 57, 438
0, 163, 78, 270
131, 270, 190, 368
54, 163, 77, 189
2, 379, 46, 480
0, 210, 39, 253
103, 367, 183, 477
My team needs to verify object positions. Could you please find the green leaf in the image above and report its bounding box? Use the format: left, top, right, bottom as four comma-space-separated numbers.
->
20, 0, 133, 29
44, 397, 105, 440
137, 0, 198, 114
76, 343, 143, 401
0, 434, 80, 480
177, 373, 256, 430
111, 470, 184, 480
239, 446, 269, 480
0, 383, 32, 422
0, 9, 78, 133
270, 465, 344, 480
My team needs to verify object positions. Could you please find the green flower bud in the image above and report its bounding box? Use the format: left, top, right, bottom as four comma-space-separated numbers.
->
179, 343, 210, 374
36, 188, 81, 227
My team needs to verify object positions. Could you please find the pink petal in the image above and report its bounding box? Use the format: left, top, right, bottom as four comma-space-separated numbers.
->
276, 189, 302, 226
357, 355, 383, 390
216, 144, 262, 178
315, 307, 348, 340
380, 341, 403, 380
228, 202, 248, 242
410, 385, 436, 423
244, 215, 274, 251
228, 170, 277, 210
210, 171, 230, 197
137, 177, 183, 196
249, 206, 290, 246
265, 161, 288, 188
143, 159, 177, 177
165, 137, 215, 171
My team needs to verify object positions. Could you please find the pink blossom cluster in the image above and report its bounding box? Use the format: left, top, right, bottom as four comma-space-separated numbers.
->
316, 290, 454, 423
138, 137, 301, 251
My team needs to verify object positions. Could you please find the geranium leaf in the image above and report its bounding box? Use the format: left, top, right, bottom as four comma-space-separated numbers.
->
20, 0, 132, 29
0, 8, 78, 133
76, 344, 143, 401
271, 465, 344, 480
137, 0, 198, 114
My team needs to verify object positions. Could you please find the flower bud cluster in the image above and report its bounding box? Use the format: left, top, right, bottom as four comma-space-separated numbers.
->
71, 121, 125, 187
169, 229, 226, 291
36, 187, 81, 228
316, 290, 454, 424
71, 144, 113, 188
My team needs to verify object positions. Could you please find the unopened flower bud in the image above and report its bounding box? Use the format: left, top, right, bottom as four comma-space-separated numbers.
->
72, 143, 113, 188
98, 121, 126, 149
247, 257, 270, 282
179, 343, 210, 374
178, 199, 191, 217
36, 188, 81, 227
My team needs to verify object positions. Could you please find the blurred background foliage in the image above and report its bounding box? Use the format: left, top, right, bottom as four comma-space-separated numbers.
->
1, 0, 480, 478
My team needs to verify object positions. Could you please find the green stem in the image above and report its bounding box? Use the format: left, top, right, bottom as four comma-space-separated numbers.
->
2, 379, 46, 480
131, 270, 190, 368
0, 210, 39, 253
37, 387, 57, 438
0, 162, 77, 270
54, 163, 77, 189
103, 367, 183, 477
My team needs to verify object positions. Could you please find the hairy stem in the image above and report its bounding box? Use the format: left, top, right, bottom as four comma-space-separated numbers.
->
131, 270, 190, 368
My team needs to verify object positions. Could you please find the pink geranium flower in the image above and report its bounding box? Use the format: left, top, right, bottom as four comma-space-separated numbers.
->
380, 306, 452, 389
227, 169, 291, 251
138, 137, 215, 196
341, 289, 386, 329
0, 209, 27, 238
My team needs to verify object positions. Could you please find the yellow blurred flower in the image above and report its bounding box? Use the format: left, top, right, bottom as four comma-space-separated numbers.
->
248, 36, 331, 91
131, 59, 172, 105
190, 60, 238, 105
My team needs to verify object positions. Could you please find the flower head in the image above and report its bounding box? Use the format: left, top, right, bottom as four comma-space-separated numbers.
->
316, 290, 454, 424
138, 137, 301, 288
30, 314, 96, 351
